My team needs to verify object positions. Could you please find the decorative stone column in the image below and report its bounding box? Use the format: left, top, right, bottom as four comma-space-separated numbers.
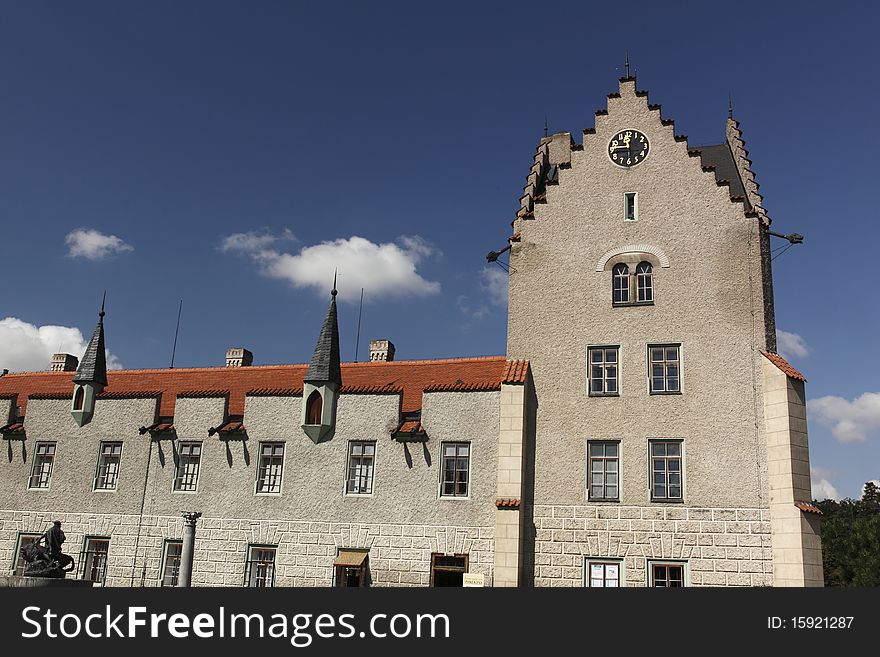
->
178, 512, 202, 588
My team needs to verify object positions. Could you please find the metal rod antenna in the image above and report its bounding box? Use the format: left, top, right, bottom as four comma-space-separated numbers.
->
354, 288, 364, 362
170, 300, 183, 369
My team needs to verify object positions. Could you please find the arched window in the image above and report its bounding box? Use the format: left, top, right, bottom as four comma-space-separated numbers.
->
636, 261, 653, 303
612, 263, 630, 305
306, 390, 323, 425
73, 386, 85, 411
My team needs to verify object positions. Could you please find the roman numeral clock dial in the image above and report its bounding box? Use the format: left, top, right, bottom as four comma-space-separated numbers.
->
608, 129, 649, 167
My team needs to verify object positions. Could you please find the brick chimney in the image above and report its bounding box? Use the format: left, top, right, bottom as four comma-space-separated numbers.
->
225, 348, 253, 367
369, 340, 395, 362
51, 353, 79, 372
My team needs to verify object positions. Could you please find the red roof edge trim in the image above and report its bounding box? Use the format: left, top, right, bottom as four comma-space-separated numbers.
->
248, 388, 303, 397
495, 498, 521, 509
423, 381, 501, 394
340, 384, 404, 395
96, 391, 162, 400
27, 392, 73, 400
761, 351, 807, 382
795, 501, 822, 515
177, 390, 230, 398
502, 359, 529, 385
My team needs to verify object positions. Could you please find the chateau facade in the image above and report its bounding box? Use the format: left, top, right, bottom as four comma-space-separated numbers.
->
0, 74, 822, 587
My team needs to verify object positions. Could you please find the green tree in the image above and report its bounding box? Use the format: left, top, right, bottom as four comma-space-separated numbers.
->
815, 482, 880, 586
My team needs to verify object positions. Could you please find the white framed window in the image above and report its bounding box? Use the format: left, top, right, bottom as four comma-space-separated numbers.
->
588, 346, 619, 396
585, 558, 624, 587
440, 442, 470, 498
245, 545, 276, 587
173, 442, 202, 492
648, 344, 681, 393
612, 263, 630, 305
94, 442, 122, 490
636, 261, 653, 302
624, 192, 638, 221
160, 540, 183, 587
80, 537, 110, 584
587, 441, 619, 501
29, 442, 56, 489
256, 442, 285, 494
346, 441, 375, 495
11, 533, 41, 575
649, 439, 684, 502
648, 560, 688, 587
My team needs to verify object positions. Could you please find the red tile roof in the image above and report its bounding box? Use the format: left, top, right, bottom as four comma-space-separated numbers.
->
795, 501, 823, 515
495, 498, 521, 509
0, 357, 529, 418
761, 351, 807, 382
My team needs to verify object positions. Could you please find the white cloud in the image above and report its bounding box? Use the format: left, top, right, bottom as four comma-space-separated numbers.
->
0, 318, 122, 373
480, 266, 508, 307
222, 231, 440, 302
65, 228, 134, 260
777, 329, 810, 359
810, 392, 880, 443
810, 467, 840, 501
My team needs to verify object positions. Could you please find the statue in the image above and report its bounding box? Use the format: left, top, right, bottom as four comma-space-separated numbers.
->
20, 521, 75, 578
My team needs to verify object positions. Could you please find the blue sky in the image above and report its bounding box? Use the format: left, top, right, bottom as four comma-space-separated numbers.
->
0, 1, 877, 498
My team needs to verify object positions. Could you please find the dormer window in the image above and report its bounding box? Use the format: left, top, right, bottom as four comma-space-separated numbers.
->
306, 390, 323, 425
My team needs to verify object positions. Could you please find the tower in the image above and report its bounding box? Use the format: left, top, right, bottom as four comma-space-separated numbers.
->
505, 73, 821, 586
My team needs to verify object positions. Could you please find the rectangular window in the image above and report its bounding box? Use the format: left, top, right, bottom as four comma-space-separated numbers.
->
80, 537, 110, 583
11, 534, 40, 575
624, 192, 638, 221
586, 560, 622, 587
256, 442, 284, 494
161, 540, 183, 587
588, 441, 619, 501
245, 545, 276, 587
440, 442, 470, 498
650, 440, 683, 501
94, 442, 123, 490
29, 442, 56, 489
173, 442, 202, 492
346, 441, 375, 495
335, 549, 370, 587
650, 561, 686, 587
649, 344, 680, 393
430, 553, 468, 587
588, 347, 619, 396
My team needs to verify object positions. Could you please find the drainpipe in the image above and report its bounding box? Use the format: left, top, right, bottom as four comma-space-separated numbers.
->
178, 511, 202, 587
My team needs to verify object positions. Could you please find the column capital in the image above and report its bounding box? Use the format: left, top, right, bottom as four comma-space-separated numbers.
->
182, 511, 202, 527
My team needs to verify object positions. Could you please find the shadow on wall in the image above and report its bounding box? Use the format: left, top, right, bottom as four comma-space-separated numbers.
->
522, 371, 538, 587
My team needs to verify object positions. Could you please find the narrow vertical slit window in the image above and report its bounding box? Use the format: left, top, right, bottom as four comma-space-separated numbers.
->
624, 192, 638, 221
161, 541, 183, 587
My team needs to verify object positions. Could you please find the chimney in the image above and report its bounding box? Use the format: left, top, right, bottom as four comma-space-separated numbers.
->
369, 339, 395, 362
225, 348, 253, 367
51, 353, 79, 372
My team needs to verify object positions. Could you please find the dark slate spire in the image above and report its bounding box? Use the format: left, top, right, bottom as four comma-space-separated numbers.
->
304, 279, 341, 386
73, 294, 108, 387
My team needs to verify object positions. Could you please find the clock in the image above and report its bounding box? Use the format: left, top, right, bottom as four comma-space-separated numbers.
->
608, 129, 649, 167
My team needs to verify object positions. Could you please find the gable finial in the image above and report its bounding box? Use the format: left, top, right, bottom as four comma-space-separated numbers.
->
99, 290, 106, 319
544, 113, 548, 138
728, 93, 734, 119
625, 51, 630, 78
332, 268, 337, 297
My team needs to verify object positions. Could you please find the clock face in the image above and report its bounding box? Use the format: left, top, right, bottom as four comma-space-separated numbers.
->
608, 129, 649, 167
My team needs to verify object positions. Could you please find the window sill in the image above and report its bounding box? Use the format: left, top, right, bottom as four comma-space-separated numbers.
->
588, 393, 620, 398
649, 391, 682, 396
439, 495, 471, 501
93, 488, 118, 493
587, 498, 620, 503
612, 301, 654, 308
650, 498, 684, 504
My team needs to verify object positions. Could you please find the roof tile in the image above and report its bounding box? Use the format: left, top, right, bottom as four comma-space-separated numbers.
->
762, 351, 807, 382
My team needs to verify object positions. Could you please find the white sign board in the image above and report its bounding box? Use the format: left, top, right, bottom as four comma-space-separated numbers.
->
462, 573, 484, 587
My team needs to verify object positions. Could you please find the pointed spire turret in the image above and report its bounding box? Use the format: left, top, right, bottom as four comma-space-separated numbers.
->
304, 280, 341, 387
73, 294, 108, 387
